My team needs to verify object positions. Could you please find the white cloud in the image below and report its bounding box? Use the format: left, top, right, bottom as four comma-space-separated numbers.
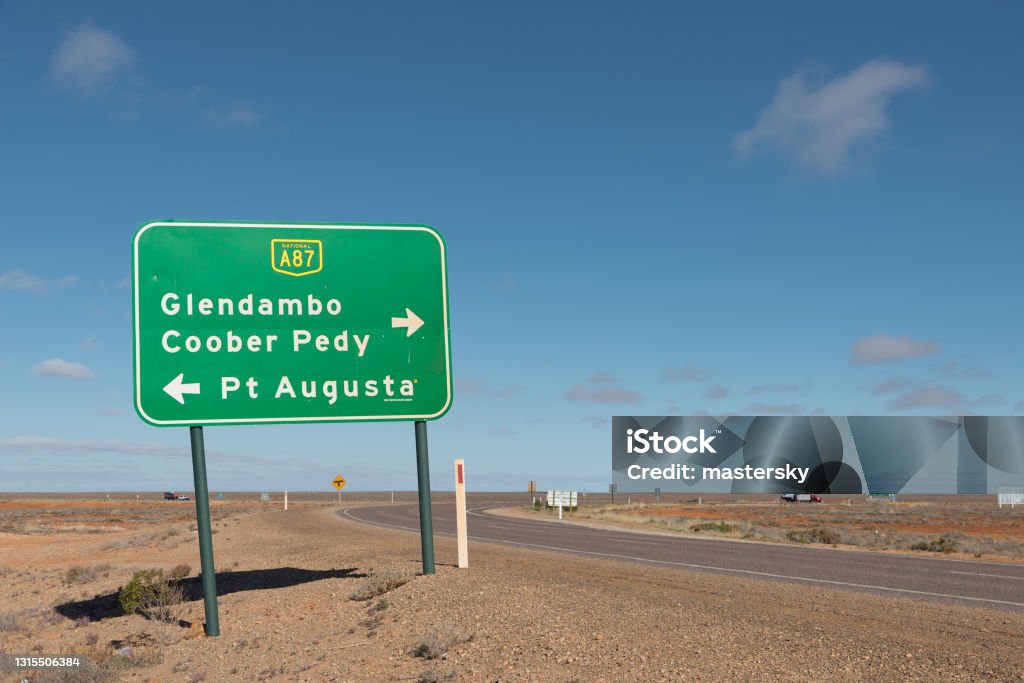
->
50, 21, 136, 95
453, 377, 523, 399
747, 383, 800, 396
565, 373, 643, 403
565, 384, 642, 404
579, 416, 611, 429
661, 362, 713, 382
0, 269, 76, 293
0, 435, 177, 456
213, 103, 262, 127
742, 403, 805, 415
32, 358, 95, 380
705, 386, 730, 399
851, 333, 938, 364
0, 435, 321, 471
886, 384, 965, 411
734, 59, 931, 174
872, 377, 917, 395
967, 393, 1005, 409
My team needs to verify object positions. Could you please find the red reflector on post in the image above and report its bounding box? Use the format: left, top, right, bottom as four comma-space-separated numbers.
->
457, 463, 464, 484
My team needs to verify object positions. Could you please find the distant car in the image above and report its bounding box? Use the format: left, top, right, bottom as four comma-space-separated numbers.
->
164, 492, 190, 501
176, 494, 190, 501
780, 493, 823, 503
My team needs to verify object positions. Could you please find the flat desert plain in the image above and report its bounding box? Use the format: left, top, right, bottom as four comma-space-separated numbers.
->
1, 494, 1023, 682
525, 494, 1024, 562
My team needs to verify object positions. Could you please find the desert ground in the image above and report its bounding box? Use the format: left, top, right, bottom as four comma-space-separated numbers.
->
1, 493, 1023, 682
521, 493, 1024, 562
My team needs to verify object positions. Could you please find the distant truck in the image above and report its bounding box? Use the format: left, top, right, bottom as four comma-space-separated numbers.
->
780, 493, 822, 503
163, 491, 190, 501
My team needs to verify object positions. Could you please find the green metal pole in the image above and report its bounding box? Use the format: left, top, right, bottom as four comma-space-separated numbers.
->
189, 426, 220, 636
414, 420, 435, 575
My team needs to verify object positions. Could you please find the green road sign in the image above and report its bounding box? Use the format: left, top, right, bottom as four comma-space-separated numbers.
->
132, 221, 452, 426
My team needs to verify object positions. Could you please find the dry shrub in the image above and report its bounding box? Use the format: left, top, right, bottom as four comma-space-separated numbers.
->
786, 527, 841, 545
412, 625, 473, 660
168, 563, 192, 580
65, 565, 99, 584
118, 569, 184, 622
910, 535, 958, 553
349, 567, 414, 601
0, 610, 21, 632
418, 667, 457, 682
690, 521, 739, 533
33, 642, 162, 683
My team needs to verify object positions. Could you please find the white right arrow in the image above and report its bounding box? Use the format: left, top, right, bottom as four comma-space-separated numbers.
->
391, 308, 424, 337
164, 373, 201, 404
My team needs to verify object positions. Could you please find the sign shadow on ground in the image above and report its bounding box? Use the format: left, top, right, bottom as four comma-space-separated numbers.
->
54, 567, 366, 623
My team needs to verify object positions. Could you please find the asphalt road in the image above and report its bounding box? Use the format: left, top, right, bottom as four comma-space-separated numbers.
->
341, 502, 1024, 612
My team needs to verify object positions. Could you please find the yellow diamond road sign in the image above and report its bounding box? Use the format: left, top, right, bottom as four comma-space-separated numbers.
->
332, 475, 346, 491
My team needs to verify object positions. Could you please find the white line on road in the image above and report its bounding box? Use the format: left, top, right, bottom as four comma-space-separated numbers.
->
949, 571, 1024, 581
340, 507, 1024, 610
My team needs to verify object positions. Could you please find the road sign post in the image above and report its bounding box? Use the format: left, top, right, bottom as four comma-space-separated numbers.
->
132, 221, 452, 609
415, 420, 435, 574
455, 459, 468, 569
332, 475, 346, 503
189, 427, 219, 636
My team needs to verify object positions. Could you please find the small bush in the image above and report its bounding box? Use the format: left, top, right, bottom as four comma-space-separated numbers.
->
533, 499, 542, 510
418, 667, 457, 683
911, 535, 958, 553
371, 598, 390, 613
40, 609, 64, 625
786, 527, 841, 545
118, 569, 184, 622
65, 565, 98, 584
413, 626, 473, 660
168, 563, 191, 580
0, 611, 21, 632
349, 568, 414, 601
690, 521, 739, 534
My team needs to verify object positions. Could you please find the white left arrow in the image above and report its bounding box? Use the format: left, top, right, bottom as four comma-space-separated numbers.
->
164, 373, 201, 404
391, 308, 424, 337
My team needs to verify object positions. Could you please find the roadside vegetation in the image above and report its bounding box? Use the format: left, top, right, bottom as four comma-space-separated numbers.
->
349, 567, 416, 601
530, 499, 1024, 558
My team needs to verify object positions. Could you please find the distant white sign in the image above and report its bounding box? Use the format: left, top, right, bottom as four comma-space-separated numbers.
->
546, 490, 577, 507
998, 487, 1023, 508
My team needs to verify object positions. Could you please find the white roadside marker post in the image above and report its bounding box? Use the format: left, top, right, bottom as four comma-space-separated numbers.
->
558, 502, 563, 520
455, 459, 469, 568
284, 490, 288, 511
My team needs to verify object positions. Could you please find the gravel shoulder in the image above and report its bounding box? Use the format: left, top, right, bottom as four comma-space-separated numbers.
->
2, 501, 1023, 682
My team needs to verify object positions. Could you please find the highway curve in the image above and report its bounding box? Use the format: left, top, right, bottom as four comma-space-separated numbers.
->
342, 502, 1024, 612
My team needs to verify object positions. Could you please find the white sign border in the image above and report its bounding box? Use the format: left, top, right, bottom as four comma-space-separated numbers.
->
132, 221, 452, 426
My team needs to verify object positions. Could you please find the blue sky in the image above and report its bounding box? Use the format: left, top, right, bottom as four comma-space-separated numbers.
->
1, 2, 1022, 492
